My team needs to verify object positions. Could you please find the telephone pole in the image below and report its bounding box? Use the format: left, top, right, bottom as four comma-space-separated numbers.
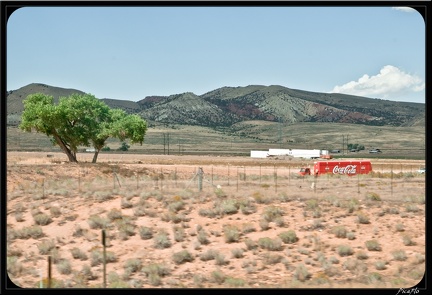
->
163, 133, 170, 155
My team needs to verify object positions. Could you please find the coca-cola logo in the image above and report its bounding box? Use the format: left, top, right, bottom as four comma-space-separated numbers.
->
333, 165, 357, 175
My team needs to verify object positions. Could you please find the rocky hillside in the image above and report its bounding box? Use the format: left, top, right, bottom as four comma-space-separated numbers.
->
6, 83, 425, 127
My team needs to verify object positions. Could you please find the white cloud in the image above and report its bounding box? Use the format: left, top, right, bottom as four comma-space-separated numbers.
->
330, 65, 425, 101
392, 7, 416, 13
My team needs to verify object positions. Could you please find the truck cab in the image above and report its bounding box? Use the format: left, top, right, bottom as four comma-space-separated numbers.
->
298, 167, 311, 176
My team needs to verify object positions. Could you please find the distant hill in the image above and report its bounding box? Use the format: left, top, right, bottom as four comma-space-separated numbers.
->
6, 83, 425, 128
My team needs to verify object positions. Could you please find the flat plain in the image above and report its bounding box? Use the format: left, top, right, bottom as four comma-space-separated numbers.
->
6, 151, 425, 289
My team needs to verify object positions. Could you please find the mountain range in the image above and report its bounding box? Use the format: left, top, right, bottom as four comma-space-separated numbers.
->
6, 83, 425, 128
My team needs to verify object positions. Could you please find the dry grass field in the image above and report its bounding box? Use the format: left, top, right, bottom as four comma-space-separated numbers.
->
6, 122, 426, 159
5, 152, 425, 289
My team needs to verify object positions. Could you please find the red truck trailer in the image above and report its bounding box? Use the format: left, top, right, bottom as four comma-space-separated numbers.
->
299, 160, 372, 176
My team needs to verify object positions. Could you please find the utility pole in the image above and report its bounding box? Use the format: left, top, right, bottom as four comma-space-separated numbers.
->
163, 133, 166, 155
347, 134, 349, 152
163, 133, 170, 155
342, 135, 345, 154
342, 134, 349, 154
167, 133, 170, 155
278, 117, 282, 148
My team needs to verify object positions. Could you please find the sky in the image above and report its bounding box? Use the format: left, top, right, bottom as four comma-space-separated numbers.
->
7, 5, 426, 103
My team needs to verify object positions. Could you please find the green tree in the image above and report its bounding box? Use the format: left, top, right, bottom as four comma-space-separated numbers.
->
118, 142, 130, 151
20, 93, 147, 163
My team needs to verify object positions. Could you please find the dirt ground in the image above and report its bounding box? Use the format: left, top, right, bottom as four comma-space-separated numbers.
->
5, 151, 426, 289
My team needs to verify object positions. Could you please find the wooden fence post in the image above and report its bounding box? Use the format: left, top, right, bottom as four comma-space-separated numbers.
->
102, 230, 107, 288
47, 255, 51, 288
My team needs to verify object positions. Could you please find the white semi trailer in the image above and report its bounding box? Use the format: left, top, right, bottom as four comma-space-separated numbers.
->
251, 149, 331, 159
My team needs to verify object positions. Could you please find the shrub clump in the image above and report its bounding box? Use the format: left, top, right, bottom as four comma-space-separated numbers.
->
366, 192, 381, 201
139, 226, 153, 240
56, 259, 72, 275
278, 230, 298, 244
33, 213, 52, 226
12, 225, 44, 239
356, 212, 370, 224
172, 250, 194, 265
231, 248, 244, 259
402, 234, 416, 246
88, 215, 110, 229
252, 192, 273, 204
365, 239, 382, 251
262, 206, 284, 222
90, 249, 117, 266
200, 249, 219, 261
70, 247, 88, 261
392, 250, 407, 261
107, 208, 122, 221
197, 228, 211, 245
217, 199, 240, 215
223, 225, 241, 243
257, 237, 283, 251
337, 245, 354, 257
294, 263, 311, 282
124, 258, 142, 273
244, 238, 258, 250
37, 239, 55, 255
331, 226, 347, 238
153, 230, 172, 249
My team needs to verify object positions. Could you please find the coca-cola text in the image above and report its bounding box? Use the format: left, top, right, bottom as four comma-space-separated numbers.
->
332, 165, 357, 175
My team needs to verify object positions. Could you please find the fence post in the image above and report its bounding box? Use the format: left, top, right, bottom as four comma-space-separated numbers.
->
47, 255, 51, 288
227, 165, 230, 186
259, 164, 262, 185
102, 230, 107, 288
357, 173, 360, 194
236, 167, 239, 192
113, 169, 115, 189
391, 165, 393, 197
288, 165, 290, 185
160, 167, 163, 192
198, 167, 203, 192
314, 175, 317, 194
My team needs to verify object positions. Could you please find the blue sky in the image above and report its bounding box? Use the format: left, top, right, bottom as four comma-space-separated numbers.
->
7, 6, 425, 103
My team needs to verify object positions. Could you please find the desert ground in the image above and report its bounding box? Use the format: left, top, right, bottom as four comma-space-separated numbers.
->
5, 151, 425, 289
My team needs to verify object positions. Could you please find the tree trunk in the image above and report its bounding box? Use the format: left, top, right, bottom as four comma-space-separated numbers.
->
51, 130, 78, 162
92, 149, 100, 163
65, 150, 78, 163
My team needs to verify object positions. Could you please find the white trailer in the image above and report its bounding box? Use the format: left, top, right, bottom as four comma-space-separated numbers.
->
250, 150, 269, 158
268, 149, 292, 156
252, 149, 330, 159
291, 149, 321, 159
